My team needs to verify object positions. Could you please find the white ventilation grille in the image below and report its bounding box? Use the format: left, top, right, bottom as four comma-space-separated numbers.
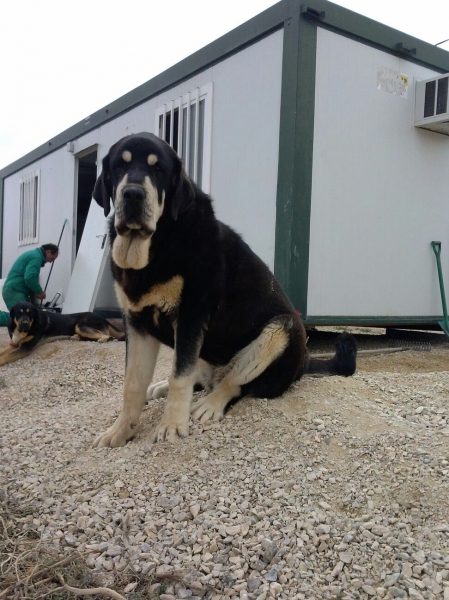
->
156, 83, 213, 192
415, 74, 449, 135
19, 171, 40, 246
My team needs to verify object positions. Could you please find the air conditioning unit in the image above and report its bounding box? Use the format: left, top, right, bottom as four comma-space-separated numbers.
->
415, 73, 449, 135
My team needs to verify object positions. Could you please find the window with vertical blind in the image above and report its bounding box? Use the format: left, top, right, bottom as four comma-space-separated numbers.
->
155, 83, 213, 193
19, 171, 40, 246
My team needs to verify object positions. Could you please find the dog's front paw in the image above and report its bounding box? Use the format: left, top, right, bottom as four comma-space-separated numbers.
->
93, 417, 137, 448
153, 418, 189, 443
147, 379, 169, 401
191, 392, 226, 423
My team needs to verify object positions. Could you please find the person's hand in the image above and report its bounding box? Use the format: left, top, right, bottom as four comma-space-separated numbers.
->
35, 291, 46, 300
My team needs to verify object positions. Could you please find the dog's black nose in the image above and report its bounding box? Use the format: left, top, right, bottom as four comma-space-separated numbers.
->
123, 186, 145, 202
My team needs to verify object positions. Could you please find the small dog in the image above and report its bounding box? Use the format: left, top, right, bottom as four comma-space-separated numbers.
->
0, 302, 125, 366
91, 132, 357, 448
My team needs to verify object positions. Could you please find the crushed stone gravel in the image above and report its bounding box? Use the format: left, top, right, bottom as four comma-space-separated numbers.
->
1, 327, 449, 600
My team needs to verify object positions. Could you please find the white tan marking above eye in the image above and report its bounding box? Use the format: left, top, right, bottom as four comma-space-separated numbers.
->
122, 150, 132, 162
148, 154, 158, 166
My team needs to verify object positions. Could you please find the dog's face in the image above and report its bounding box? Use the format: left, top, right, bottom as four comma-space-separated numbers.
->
9, 302, 38, 345
93, 133, 194, 270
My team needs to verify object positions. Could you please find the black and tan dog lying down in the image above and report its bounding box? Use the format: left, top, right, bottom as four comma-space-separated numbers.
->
90, 132, 357, 448
0, 302, 125, 366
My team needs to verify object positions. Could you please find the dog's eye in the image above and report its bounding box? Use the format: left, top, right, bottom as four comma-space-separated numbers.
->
154, 164, 163, 173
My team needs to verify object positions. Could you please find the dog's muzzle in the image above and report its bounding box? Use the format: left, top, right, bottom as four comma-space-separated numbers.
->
117, 185, 154, 239
18, 321, 31, 333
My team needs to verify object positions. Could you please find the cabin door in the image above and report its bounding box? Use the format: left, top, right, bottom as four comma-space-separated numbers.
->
63, 146, 109, 313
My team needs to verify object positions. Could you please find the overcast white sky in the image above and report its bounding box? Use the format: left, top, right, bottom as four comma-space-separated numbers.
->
1, 0, 449, 170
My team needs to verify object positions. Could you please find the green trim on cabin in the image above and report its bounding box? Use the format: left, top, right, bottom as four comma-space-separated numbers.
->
304, 315, 447, 327
274, 0, 449, 319
291, 14, 317, 316
274, 11, 300, 299
274, 10, 317, 316
304, 0, 449, 73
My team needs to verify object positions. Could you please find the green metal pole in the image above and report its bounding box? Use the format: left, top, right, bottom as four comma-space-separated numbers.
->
431, 241, 449, 338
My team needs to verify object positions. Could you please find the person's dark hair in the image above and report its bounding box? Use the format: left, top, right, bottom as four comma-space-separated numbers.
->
41, 243, 59, 254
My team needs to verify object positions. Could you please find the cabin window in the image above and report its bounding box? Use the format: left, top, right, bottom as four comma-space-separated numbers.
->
19, 170, 40, 246
156, 83, 213, 193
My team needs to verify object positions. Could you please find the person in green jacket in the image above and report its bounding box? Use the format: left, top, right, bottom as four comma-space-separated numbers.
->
0, 244, 59, 326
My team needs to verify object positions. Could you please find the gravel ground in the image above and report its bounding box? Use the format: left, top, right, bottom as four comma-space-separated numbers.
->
1, 327, 449, 600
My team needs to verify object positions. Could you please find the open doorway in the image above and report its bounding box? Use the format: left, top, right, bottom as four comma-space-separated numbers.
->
75, 148, 98, 255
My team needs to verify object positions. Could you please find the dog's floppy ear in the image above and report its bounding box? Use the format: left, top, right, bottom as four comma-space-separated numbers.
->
170, 160, 195, 221
93, 153, 113, 217
8, 306, 16, 326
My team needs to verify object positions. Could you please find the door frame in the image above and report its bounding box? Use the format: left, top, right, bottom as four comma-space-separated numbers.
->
72, 144, 98, 270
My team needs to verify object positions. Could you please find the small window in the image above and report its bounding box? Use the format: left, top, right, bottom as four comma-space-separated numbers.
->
156, 84, 213, 192
19, 171, 40, 246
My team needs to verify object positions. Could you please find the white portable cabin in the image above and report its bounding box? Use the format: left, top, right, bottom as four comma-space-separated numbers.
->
1, 0, 449, 332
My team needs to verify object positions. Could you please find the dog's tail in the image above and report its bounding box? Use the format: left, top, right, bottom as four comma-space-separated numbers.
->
304, 332, 357, 377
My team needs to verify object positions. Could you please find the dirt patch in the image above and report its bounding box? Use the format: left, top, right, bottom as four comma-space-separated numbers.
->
357, 349, 449, 373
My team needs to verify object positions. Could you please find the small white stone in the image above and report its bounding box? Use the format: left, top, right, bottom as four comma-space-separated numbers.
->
362, 585, 376, 596
269, 582, 282, 597
226, 525, 242, 536
339, 552, 353, 564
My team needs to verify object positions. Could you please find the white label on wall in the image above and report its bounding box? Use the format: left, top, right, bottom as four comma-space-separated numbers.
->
377, 67, 408, 98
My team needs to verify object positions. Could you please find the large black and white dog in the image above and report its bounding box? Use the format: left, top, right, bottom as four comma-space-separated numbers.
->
93, 132, 356, 447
